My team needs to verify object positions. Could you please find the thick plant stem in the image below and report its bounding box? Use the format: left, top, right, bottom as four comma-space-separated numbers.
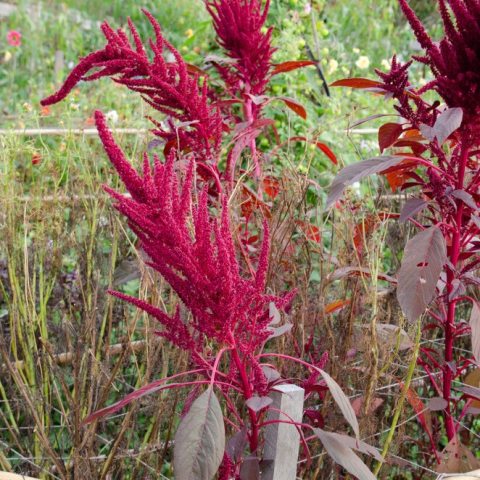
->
231, 347, 260, 453
442, 144, 470, 441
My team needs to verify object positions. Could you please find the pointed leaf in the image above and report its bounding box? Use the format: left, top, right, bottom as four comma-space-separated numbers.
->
174, 387, 225, 480
316, 430, 383, 461
419, 107, 463, 145
378, 123, 403, 153
267, 323, 293, 339
272, 60, 315, 74
316, 142, 338, 165
452, 190, 478, 211
399, 198, 428, 223
397, 226, 447, 322
226, 428, 248, 463
326, 156, 408, 208
246, 396, 273, 413
279, 97, 307, 119
330, 77, 382, 89
318, 369, 359, 438
314, 429, 376, 480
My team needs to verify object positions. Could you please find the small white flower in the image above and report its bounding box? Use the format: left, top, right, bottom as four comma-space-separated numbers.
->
355, 55, 370, 70
419, 77, 428, 86
106, 110, 119, 125
352, 48, 360, 54
304, 3, 312, 14
68, 61, 75, 69
327, 59, 338, 75
3, 51, 12, 62
351, 181, 361, 195
381, 59, 391, 70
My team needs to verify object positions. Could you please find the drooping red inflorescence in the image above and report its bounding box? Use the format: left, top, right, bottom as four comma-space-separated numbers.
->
207, 0, 274, 101
95, 110, 291, 376
41, 10, 223, 165
397, 0, 480, 135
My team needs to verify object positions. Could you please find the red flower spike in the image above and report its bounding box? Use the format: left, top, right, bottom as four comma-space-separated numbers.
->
41, 10, 223, 165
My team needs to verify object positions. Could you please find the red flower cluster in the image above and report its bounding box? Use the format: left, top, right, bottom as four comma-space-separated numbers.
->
95, 110, 291, 384
207, 0, 274, 100
398, 0, 480, 136
41, 11, 223, 166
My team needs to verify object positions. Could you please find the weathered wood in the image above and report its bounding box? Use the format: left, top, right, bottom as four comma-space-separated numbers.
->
0, 2, 16, 18
263, 384, 305, 480
0, 472, 40, 480
437, 470, 480, 480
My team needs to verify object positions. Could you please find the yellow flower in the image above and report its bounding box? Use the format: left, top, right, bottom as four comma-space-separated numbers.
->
22, 102, 33, 112
355, 55, 370, 70
185, 28, 194, 39
327, 59, 338, 75
352, 48, 360, 54
3, 51, 12, 62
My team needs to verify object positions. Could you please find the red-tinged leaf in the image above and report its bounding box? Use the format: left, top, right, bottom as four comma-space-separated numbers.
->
397, 226, 447, 322
314, 429, 376, 480
83, 379, 182, 423
296, 220, 321, 243
186, 63, 208, 76
263, 176, 280, 199
316, 142, 338, 165
436, 435, 480, 474
330, 77, 382, 89
469, 300, 480, 363
174, 387, 225, 480
246, 396, 273, 412
241, 185, 272, 218
452, 190, 478, 210
272, 60, 316, 75
384, 169, 409, 192
279, 97, 307, 119
353, 215, 377, 254
351, 396, 384, 417
327, 155, 407, 208
405, 386, 433, 436
378, 123, 403, 153
287, 136, 337, 164
325, 299, 350, 314
318, 369, 359, 439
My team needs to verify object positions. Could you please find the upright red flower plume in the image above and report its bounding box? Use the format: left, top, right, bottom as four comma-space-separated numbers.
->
95, 110, 292, 385
207, 0, 274, 101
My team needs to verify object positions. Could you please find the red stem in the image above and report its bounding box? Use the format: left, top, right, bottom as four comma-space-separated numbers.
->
231, 347, 260, 454
442, 143, 470, 441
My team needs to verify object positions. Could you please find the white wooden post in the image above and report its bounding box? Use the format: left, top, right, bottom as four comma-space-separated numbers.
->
263, 384, 305, 480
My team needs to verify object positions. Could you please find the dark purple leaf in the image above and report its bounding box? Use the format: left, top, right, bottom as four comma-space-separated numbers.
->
419, 107, 463, 145
318, 369, 359, 438
452, 190, 478, 210
399, 198, 428, 223
239, 457, 260, 480
246, 396, 273, 412
326, 156, 408, 208
174, 387, 225, 480
315, 430, 383, 461
455, 385, 480, 400
226, 428, 248, 463
397, 226, 447, 322
428, 397, 448, 411
314, 429, 376, 480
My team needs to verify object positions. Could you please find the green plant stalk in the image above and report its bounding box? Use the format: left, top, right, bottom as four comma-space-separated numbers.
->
373, 318, 422, 476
